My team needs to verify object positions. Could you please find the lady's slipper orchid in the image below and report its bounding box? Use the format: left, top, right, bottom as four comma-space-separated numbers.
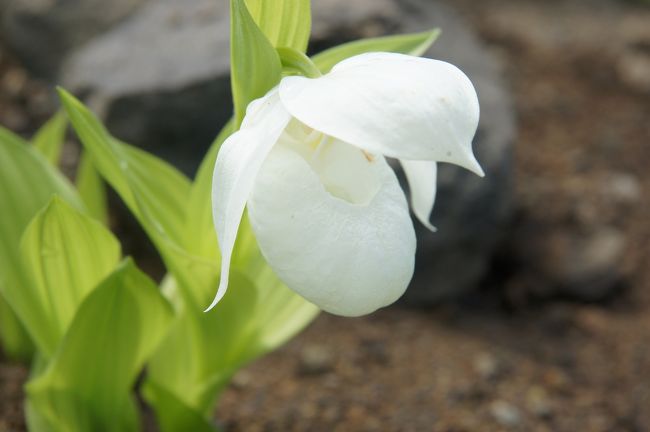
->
210, 52, 483, 317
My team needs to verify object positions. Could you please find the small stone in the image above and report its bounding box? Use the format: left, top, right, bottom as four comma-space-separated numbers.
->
618, 48, 650, 93
526, 387, 553, 419
490, 400, 522, 427
473, 352, 500, 380
574, 307, 610, 335
603, 173, 642, 204
539, 227, 626, 300
230, 370, 252, 389
299, 345, 333, 375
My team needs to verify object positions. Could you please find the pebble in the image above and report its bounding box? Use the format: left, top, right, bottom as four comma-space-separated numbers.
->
618, 49, 650, 93
542, 227, 626, 301
603, 173, 642, 204
473, 352, 501, 381
526, 387, 553, 419
230, 370, 252, 389
490, 400, 522, 427
298, 345, 334, 376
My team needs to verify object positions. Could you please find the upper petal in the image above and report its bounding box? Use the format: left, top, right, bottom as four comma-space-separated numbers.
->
400, 159, 438, 231
279, 52, 483, 175
208, 89, 291, 311
247, 137, 416, 317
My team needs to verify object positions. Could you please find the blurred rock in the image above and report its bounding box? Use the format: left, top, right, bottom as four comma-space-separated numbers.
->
473, 352, 501, 381
298, 345, 334, 376
525, 387, 553, 419
618, 49, 650, 93
603, 172, 642, 205
490, 400, 522, 427
61, 0, 513, 300
2, 0, 145, 79
61, 0, 232, 173
535, 227, 627, 301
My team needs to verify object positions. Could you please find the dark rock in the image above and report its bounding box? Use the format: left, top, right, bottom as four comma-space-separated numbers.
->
2, 0, 145, 79
313, 0, 516, 304
393, 1, 515, 304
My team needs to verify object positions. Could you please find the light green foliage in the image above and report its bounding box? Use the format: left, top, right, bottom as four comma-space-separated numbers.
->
76, 152, 109, 225
20, 197, 120, 354
230, 0, 282, 127
60, 89, 319, 430
0, 114, 71, 360
0, 127, 83, 356
26, 259, 173, 432
313, 28, 440, 73
0, 297, 33, 361
245, 0, 311, 52
32, 112, 67, 166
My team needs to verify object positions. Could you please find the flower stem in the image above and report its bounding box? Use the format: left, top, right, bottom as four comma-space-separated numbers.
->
277, 47, 322, 79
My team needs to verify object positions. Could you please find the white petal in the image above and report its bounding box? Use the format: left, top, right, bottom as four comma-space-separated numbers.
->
247, 138, 416, 317
400, 160, 438, 231
279, 52, 483, 175
208, 89, 291, 311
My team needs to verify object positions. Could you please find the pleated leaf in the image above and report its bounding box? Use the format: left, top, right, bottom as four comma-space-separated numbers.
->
26, 259, 173, 432
76, 151, 109, 225
20, 197, 120, 350
245, 0, 311, 52
0, 127, 83, 356
33, 111, 67, 166
230, 0, 282, 126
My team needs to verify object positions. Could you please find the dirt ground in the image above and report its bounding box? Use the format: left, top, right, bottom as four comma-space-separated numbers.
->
2, 0, 650, 431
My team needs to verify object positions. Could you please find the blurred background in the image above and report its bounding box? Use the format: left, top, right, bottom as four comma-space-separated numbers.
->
0, 0, 649, 430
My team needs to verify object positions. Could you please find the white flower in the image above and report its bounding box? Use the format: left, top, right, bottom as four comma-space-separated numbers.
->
209, 52, 483, 317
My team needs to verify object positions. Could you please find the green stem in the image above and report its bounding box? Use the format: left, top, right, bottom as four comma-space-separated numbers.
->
277, 47, 322, 79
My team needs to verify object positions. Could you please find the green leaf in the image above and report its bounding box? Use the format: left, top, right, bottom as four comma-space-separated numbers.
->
32, 111, 67, 166
20, 197, 120, 354
76, 151, 108, 225
142, 380, 218, 432
230, 0, 282, 126
58, 89, 216, 307
0, 127, 83, 355
146, 272, 259, 417
313, 28, 441, 73
26, 259, 173, 432
0, 296, 34, 361
245, 0, 311, 52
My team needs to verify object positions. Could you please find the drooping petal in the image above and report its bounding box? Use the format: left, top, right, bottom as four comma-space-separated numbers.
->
279, 52, 483, 175
247, 137, 416, 317
208, 89, 291, 311
400, 159, 438, 231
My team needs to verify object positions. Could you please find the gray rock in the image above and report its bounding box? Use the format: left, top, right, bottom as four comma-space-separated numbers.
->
61, 0, 232, 173
61, 0, 514, 301
2, 0, 145, 79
